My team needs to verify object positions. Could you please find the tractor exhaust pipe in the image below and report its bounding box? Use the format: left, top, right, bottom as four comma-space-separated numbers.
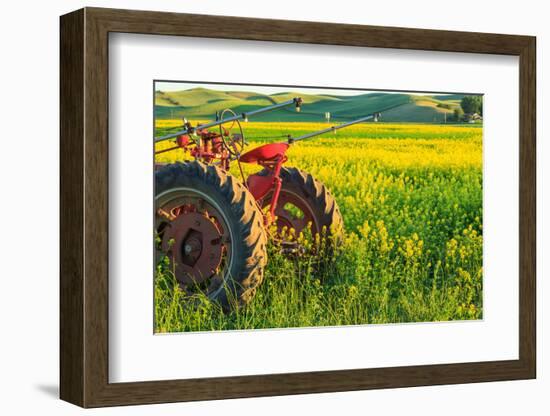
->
155, 97, 303, 143
288, 112, 381, 143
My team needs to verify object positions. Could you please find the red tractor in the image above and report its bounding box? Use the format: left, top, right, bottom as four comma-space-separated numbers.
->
155, 98, 379, 308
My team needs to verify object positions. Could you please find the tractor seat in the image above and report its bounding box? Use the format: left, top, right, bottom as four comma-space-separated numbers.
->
239, 142, 289, 164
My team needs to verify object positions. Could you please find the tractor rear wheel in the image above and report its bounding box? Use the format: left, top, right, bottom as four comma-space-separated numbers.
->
258, 167, 344, 249
155, 161, 267, 309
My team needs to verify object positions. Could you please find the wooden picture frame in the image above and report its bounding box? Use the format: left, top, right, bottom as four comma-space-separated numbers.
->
60, 7, 536, 408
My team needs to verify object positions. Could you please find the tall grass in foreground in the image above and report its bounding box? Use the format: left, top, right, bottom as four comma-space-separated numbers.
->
155, 219, 482, 332
154, 122, 483, 332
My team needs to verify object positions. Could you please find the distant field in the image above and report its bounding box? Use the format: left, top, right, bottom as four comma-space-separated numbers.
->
154, 121, 483, 332
154, 87, 465, 123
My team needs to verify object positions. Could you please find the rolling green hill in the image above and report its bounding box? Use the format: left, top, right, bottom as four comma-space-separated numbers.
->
155, 87, 466, 123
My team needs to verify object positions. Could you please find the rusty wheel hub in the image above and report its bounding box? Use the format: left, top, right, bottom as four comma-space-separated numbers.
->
161, 211, 224, 285
270, 191, 317, 236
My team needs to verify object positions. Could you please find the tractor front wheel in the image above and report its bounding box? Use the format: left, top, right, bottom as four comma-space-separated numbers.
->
155, 161, 267, 309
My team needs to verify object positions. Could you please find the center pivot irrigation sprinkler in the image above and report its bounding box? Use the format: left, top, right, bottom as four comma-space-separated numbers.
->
154, 97, 381, 308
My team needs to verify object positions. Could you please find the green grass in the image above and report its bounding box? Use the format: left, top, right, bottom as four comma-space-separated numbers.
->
154, 87, 466, 123
154, 121, 483, 333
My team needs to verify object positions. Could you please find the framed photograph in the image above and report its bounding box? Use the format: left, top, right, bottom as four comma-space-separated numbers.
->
60, 7, 536, 408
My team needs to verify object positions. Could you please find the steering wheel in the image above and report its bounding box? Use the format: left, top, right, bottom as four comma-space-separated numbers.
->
218, 108, 246, 156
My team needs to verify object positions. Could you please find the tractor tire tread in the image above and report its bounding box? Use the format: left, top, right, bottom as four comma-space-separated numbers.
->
155, 161, 267, 309
259, 166, 344, 238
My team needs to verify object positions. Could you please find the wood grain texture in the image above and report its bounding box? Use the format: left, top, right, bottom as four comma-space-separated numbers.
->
518, 37, 537, 376
59, 7, 537, 408
59, 8, 84, 406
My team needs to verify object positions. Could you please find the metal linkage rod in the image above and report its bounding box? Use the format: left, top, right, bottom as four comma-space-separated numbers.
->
288, 114, 376, 144
154, 97, 303, 143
